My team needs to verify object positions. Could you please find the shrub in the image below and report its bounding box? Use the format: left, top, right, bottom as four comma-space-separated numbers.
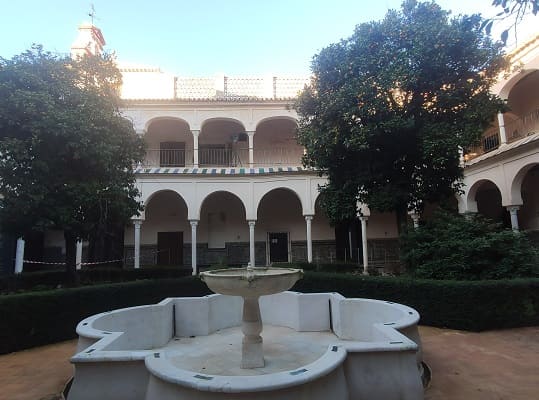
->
0, 266, 191, 294
293, 272, 539, 331
2, 272, 538, 354
0, 277, 210, 354
400, 211, 539, 280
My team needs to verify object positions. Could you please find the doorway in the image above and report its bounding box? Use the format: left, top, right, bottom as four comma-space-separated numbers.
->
157, 232, 183, 266
268, 232, 289, 263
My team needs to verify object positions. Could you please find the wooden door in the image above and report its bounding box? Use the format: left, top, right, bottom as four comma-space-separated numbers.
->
269, 232, 288, 263
157, 232, 183, 266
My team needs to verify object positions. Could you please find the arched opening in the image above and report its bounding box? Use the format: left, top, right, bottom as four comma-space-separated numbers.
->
474, 181, 506, 226
125, 190, 189, 266
505, 70, 539, 142
198, 191, 248, 266
145, 118, 192, 167
254, 118, 303, 166
257, 188, 304, 264
518, 164, 539, 234
199, 119, 246, 167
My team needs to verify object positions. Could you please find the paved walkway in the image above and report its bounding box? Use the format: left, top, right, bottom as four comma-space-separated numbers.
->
0, 326, 537, 400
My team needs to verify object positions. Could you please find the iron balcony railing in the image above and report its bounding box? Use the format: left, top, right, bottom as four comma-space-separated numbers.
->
465, 109, 539, 161
141, 147, 305, 168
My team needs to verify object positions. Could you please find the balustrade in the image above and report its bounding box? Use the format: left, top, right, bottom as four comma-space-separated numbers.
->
465, 109, 539, 162
141, 147, 304, 168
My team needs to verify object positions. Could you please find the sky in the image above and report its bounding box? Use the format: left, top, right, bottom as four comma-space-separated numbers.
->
0, 0, 537, 76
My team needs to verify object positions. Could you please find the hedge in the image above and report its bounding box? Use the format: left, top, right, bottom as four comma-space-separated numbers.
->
0, 266, 192, 293
1, 273, 538, 355
294, 273, 539, 331
0, 277, 210, 355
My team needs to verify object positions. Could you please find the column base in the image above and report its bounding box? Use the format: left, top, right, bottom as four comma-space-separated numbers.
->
241, 339, 264, 368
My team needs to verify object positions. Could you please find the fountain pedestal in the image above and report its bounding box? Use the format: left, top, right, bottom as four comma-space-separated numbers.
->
200, 266, 303, 369
241, 296, 264, 368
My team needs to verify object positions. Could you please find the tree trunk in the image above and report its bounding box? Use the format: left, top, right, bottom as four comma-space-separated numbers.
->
64, 230, 79, 285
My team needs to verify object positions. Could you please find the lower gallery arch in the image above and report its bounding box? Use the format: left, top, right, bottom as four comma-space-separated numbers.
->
257, 188, 335, 265
471, 180, 507, 226
517, 164, 539, 235
125, 190, 189, 267
198, 191, 249, 267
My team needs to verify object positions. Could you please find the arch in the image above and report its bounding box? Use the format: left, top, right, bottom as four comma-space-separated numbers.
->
253, 117, 303, 167
144, 116, 191, 132
200, 117, 246, 132
254, 115, 299, 130
510, 162, 539, 205
197, 190, 247, 221
144, 189, 189, 212
498, 68, 539, 100
466, 179, 501, 211
255, 186, 305, 220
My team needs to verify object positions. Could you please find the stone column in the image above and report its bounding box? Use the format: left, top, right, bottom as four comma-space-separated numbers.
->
305, 215, 313, 263
248, 220, 256, 267
359, 216, 369, 275
133, 220, 143, 269
190, 220, 199, 275
497, 112, 507, 145
192, 130, 200, 168
247, 131, 255, 168
76, 240, 83, 270
14, 237, 25, 274
506, 206, 520, 231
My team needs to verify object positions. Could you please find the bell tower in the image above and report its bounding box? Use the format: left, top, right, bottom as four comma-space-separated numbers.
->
70, 22, 106, 58
70, 6, 105, 58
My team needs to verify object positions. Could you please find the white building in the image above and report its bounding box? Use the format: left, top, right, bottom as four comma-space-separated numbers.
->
8, 23, 539, 274
459, 34, 539, 240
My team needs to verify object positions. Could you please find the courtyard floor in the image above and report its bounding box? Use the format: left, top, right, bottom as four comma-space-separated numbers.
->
0, 326, 537, 400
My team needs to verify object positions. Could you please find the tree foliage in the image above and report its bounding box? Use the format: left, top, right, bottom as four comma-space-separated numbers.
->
296, 0, 507, 223
400, 210, 539, 280
0, 46, 145, 275
483, 0, 539, 44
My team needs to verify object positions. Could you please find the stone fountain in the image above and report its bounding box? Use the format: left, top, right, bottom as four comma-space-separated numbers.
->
68, 265, 426, 400
200, 265, 303, 368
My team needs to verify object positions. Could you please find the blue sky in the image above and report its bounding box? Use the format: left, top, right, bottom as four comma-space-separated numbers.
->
0, 1, 536, 76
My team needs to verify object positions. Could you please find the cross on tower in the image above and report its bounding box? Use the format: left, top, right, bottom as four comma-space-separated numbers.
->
88, 3, 96, 25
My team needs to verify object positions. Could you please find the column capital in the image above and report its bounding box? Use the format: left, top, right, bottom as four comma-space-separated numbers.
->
506, 205, 521, 212
190, 219, 199, 227
132, 219, 143, 226
359, 215, 368, 222
304, 215, 314, 221
191, 129, 200, 137
248, 220, 256, 227
246, 130, 256, 136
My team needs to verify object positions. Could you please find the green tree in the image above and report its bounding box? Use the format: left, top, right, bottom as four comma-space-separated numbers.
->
296, 0, 507, 224
0, 46, 145, 279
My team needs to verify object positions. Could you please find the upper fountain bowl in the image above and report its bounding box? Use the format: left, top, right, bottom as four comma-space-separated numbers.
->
200, 267, 303, 298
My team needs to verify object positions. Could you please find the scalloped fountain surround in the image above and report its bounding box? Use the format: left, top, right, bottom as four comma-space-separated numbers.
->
68, 267, 425, 400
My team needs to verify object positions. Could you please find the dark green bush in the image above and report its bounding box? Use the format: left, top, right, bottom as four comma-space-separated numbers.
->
0, 277, 210, 354
2, 272, 538, 355
293, 272, 539, 331
0, 266, 191, 294
400, 211, 539, 280
278, 261, 360, 273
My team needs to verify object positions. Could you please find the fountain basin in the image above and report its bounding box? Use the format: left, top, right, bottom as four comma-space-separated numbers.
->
69, 292, 424, 400
200, 267, 303, 297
